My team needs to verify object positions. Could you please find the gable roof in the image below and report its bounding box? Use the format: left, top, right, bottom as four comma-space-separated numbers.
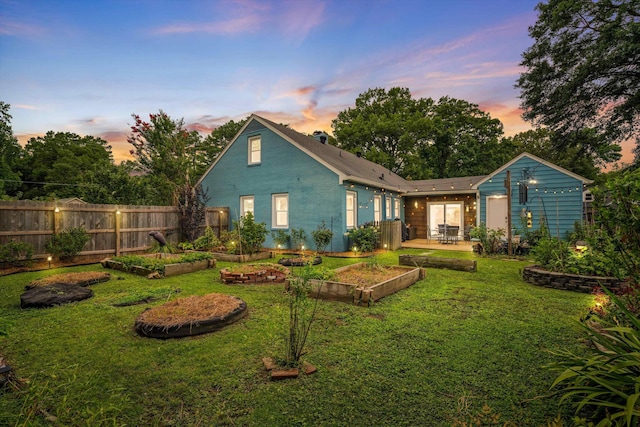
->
474, 152, 594, 187
407, 175, 488, 196
200, 114, 411, 192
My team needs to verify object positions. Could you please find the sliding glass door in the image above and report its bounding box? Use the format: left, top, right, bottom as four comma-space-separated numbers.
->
427, 202, 463, 238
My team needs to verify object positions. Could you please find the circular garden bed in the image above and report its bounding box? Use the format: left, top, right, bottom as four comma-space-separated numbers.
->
135, 293, 247, 339
220, 263, 289, 284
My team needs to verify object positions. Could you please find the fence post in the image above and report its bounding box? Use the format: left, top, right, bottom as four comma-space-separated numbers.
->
115, 208, 121, 256
53, 206, 60, 235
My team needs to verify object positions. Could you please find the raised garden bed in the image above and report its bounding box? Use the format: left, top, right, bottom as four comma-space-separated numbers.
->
277, 255, 322, 267
101, 252, 215, 278
309, 262, 424, 306
135, 293, 247, 339
522, 265, 626, 293
399, 254, 477, 272
211, 251, 271, 263
220, 263, 289, 284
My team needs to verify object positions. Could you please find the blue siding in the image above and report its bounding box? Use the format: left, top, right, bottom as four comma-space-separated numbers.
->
199, 120, 398, 252
478, 156, 584, 239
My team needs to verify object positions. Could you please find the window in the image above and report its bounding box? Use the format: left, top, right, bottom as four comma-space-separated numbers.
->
248, 135, 261, 164
394, 198, 400, 219
272, 193, 288, 228
385, 196, 391, 219
346, 191, 357, 229
240, 196, 254, 217
373, 195, 382, 223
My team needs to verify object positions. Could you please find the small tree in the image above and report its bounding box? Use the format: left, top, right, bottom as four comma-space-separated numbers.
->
271, 230, 290, 251
311, 221, 333, 254
233, 212, 267, 255
347, 224, 380, 254
177, 182, 210, 243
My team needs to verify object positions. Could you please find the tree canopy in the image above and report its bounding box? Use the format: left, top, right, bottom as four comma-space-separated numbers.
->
517, 0, 640, 154
199, 118, 247, 177
332, 87, 510, 179
0, 102, 23, 196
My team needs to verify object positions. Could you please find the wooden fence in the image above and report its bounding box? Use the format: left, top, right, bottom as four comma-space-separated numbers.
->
0, 200, 229, 260
378, 220, 402, 251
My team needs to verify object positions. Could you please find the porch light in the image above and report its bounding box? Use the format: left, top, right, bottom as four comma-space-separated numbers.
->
414, 201, 418, 208
116, 209, 121, 215
432, 185, 435, 191
529, 179, 537, 184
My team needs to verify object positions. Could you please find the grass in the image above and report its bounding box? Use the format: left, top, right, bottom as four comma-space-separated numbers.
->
0, 249, 594, 426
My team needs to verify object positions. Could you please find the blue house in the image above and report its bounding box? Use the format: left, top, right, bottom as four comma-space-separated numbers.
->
199, 115, 593, 250
198, 114, 409, 252
475, 152, 593, 239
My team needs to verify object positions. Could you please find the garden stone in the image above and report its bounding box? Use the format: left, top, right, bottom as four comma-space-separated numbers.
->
20, 283, 93, 308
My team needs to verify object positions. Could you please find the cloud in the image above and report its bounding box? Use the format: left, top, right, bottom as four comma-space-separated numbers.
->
13, 104, 39, 110
0, 20, 44, 38
151, 0, 325, 40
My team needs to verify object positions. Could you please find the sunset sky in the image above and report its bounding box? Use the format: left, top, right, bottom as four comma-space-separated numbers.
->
1, 0, 633, 166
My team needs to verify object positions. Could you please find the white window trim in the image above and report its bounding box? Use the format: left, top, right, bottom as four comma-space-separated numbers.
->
240, 195, 254, 218
385, 196, 391, 219
394, 198, 400, 219
346, 191, 357, 229
373, 195, 382, 223
248, 135, 261, 165
272, 193, 289, 228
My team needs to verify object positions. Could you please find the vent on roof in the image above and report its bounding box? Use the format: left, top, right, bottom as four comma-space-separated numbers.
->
312, 130, 329, 144
356, 151, 362, 157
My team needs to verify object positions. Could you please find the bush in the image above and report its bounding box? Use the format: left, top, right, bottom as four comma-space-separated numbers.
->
290, 228, 307, 252
271, 230, 290, 250
232, 212, 268, 255
45, 227, 89, 260
347, 223, 379, 254
532, 237, 573, 272
469, 223, 505, 255
193, 226, 221, 251
0, 240, 33, 266
548, 287, 640, 426
311, 221, 333, 254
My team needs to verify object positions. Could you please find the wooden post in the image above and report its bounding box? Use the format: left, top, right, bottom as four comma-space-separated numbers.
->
53, 206, 60, 235
115, 209, 121, 256
505, 170, 512, 256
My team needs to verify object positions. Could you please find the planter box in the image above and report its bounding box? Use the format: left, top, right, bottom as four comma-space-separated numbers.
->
211, 251, 271, 263
102, 253, 215, 278
308, 263, 424, 306
399, 254, 477, 272
522, 265, 626, 293
220, 264, 289, 284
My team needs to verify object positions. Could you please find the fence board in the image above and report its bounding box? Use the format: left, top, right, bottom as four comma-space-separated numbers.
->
0, 201, 229, 261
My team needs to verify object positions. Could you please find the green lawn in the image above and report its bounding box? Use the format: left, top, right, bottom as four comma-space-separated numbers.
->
0, 249, 593, 426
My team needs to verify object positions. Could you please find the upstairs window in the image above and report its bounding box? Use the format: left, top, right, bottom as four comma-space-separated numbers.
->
248, 135, 261, 165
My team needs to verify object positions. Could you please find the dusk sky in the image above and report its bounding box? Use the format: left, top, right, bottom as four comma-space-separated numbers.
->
3, 0, 630, 165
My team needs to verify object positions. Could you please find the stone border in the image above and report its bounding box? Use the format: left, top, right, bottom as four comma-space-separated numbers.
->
220, 264, 290, 284
522, 265, 625, 293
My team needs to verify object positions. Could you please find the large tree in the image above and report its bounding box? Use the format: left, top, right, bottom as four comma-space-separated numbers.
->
128, 111, 201, 205
505, 127, 621, 179
17, 131, 113, 200
332, 87, 432, 176
0, 102, 23, 197
517, 0, 640, 152
332, 88, 510, 179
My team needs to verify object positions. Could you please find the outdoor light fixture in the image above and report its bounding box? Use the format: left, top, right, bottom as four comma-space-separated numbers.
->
432, 185, 435, 191
54, 207, 59, 213
450, 183, 454, 189
47, 256, 52, 268
116, 209, 121, 215
576, 241, 588, 252
384, 243, 388, 252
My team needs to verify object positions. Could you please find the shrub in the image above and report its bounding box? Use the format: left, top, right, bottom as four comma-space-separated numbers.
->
311, 221, 333, 254
45, 227, 89, 260
548, 287, 640, 426
271, 229, 290, 250
193, 226, 221, 251
290, 228, 307, 252
232, 212, 267, 255
469, 222, 505, 255
0, 240, 33, 267
347, 223, 379, 254
532, 237, 573, 272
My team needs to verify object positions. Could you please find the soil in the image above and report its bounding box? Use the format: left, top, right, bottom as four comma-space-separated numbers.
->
224, 263, 287, 275
332, 265, 408, 287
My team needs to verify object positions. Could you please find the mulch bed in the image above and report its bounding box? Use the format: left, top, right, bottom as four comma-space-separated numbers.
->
26, 272, 111, 289
135, 293, 248, 339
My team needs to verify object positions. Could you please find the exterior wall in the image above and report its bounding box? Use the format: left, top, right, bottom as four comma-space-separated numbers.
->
478, 156, 584, 239
199, 120, 397, 252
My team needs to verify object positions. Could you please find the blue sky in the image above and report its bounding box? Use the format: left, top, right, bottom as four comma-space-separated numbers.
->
2, 0, 580, 164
